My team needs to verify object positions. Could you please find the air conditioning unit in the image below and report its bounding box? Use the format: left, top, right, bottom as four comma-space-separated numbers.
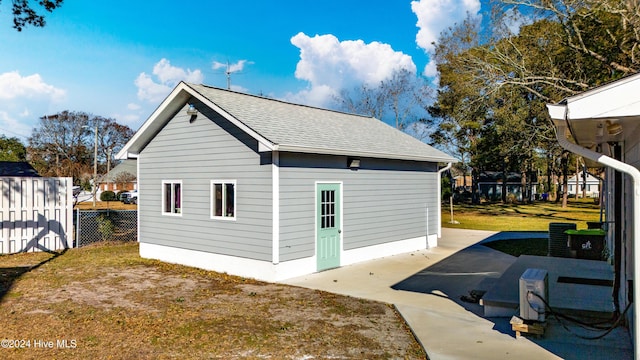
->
519, 268, 548, 322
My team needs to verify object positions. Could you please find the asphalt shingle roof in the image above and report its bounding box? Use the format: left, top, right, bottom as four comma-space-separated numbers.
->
0, 162, 40, 177
187, 83, 455, 163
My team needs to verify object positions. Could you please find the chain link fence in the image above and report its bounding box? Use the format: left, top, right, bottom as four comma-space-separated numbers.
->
74, 210, 137, 248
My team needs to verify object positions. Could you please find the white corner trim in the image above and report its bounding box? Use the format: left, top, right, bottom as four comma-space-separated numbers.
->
137, 155, 141, 243
272, 151, 280, 264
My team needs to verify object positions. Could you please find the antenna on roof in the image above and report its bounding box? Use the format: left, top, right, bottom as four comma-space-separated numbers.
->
212, 59, 250, 90
225, 61, 232, 90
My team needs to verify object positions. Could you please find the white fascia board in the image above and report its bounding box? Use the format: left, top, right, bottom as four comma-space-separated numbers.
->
114, 151, 134, 160
116, 82, 192, 160
116, 82, 276, 161
562, 73, 640, 120
546, 103, 567, 121
274, 144, 457, 163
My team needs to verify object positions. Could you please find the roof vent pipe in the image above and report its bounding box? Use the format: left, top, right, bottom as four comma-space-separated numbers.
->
551, 108, 640, 360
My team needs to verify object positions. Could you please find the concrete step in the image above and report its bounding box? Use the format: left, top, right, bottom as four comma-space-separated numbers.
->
481, 255, 616, 319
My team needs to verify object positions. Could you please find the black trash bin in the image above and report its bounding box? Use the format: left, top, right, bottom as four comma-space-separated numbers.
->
565, 229, 606, 260
548, 222, 576, 258
587, 222, 604, 230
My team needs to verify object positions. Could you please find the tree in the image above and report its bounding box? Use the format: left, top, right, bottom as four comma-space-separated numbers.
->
27, 111, 134, 184
501, 0, 640, 77
0, 135, 27, 161
5, 0, 63, 31
96, 118, 135, 172
334, 69, 432, 131
113, 171, 136, 191
428, 0, 640, 206
28, 111, 92, 179
428, 16, 488, 203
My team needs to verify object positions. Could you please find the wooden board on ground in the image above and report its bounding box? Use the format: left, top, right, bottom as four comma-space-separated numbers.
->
510, 316, 545, 338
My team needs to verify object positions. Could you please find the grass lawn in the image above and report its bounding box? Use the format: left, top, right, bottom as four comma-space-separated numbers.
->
75, 201, 137, 211
0, 243, 424, 359
442, 198, 602, 231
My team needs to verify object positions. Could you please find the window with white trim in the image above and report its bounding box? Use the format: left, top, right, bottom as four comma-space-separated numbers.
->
162, 180, 182, 215
211, 180, 236, 220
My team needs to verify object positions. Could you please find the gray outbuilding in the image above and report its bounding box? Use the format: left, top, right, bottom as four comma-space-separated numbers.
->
117, 82, 456, 281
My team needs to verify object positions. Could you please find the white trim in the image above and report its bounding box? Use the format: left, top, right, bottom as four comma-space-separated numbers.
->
437, 163, 452, 239
341, 235, 432, 266
116, 85, 191, 159
272, 151, 280, 264
161, 180, 183, 216
137, 155, 141, 243
210, 180, 237, 221
140, 235, 430, 282
140, 242, 315, 282
274, 144, 455, 163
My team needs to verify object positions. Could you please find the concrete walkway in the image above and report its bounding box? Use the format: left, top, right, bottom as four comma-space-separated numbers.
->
281, 228, 632, 360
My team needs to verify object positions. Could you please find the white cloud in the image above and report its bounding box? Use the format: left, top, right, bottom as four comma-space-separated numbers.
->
411, 0, 481, 77
135, 58, 204, 103
127, 103, 141, 111
289, 32, 416, 107
212, 60, 252, 74
0, 111, 33, 139
502, 7, 530, 35
0, 71, 66, 139
0, 71, 65, 101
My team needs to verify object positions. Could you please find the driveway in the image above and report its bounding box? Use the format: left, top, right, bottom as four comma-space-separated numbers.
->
281, 228, 631, 360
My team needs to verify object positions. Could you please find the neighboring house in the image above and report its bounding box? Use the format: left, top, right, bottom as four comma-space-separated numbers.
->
567, 172, 600, 198
100, 159, 137, 192
117, 82, 456, 282
0, 161, 72, 254
547, 72, 640, 358
453, 175, 471, 191
477, 171, 538, 202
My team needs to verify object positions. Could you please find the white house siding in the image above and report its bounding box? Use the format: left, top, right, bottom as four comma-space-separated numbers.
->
278, 152, 438, 262
139, 102, 273, 261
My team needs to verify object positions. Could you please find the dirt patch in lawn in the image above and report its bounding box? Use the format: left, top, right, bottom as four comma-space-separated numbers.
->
0, 243, 425, 359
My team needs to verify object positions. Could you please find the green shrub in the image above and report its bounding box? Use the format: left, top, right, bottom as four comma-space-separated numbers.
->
96, 214, 115, 241
100, 190, 117, 201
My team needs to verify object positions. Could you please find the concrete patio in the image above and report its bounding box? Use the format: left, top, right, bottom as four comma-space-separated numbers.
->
282, 228, 633, 359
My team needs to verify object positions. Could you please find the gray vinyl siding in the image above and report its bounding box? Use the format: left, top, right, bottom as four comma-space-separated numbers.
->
139, 102, 273, 261
279, 152, 438, 262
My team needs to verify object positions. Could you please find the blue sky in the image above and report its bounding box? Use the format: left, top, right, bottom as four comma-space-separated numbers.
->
0, 0, 483, 140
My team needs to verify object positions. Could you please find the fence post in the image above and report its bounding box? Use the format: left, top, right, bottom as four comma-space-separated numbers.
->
76, 209, 80, 248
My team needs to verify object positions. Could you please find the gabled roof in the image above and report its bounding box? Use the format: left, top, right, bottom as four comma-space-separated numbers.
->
0, 161, 40, 177
117, 82, 456, 163
103, 159, 137, 182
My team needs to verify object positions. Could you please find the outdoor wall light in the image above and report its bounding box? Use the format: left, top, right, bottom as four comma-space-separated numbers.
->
186, 104, 198, 116
607, 120, 623, 136
348, 158, 360, 169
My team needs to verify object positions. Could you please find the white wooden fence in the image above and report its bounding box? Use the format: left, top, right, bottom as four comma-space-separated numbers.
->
0, 177, 73, 254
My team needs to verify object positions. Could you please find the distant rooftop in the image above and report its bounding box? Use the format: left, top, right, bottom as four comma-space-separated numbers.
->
0, 162, 40, 177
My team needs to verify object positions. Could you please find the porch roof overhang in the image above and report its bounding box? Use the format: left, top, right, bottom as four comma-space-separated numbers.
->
547, 73, 640, 162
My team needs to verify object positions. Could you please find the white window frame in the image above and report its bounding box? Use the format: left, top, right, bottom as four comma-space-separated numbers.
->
210, 180, 236, 221
162, 180, 183, 216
